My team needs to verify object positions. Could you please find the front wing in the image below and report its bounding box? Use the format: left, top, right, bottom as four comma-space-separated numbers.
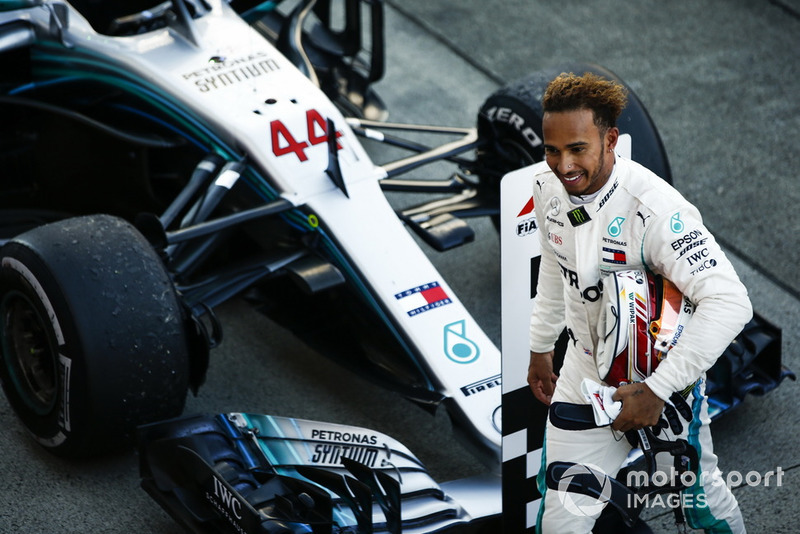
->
138, 413, 501, 534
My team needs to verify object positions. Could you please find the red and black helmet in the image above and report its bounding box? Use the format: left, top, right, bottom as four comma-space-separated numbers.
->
596, 270, 694, 387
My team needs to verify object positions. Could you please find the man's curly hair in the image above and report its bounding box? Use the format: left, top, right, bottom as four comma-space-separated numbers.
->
542, 72, 628, 131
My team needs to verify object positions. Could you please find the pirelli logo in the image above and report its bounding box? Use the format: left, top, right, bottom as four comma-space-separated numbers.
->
567, 207, 591, 227
461, 374, 501, 397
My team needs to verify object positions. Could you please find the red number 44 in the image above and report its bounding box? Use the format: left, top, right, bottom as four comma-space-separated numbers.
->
270, 109, 342, 162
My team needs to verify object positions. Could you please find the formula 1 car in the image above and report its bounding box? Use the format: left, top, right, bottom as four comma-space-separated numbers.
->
0, 1, 793, 532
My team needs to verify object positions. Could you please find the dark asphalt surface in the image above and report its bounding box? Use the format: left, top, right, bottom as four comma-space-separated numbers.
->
1, 1, 799, 533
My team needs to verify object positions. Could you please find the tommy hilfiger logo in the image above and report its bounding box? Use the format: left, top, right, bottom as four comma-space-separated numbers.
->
567, 207, 591, 227
602, 247, 627, 264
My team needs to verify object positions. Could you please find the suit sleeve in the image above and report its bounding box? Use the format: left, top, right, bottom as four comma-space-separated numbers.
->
642, 208, 752, 401
529, 199, 567, 353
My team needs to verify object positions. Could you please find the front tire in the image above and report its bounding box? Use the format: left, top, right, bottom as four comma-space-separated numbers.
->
0, 214, 190, 457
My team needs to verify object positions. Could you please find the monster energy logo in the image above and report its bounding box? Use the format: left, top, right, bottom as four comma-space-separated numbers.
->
567, 207, 591, 227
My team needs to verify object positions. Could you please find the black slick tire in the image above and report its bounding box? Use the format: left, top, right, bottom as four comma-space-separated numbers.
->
0, 214, 190, 457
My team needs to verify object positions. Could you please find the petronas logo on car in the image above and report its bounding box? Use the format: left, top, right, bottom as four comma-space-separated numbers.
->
444, 320, 480, 363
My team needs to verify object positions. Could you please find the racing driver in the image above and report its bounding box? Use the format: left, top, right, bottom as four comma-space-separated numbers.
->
527, 72, 750, 533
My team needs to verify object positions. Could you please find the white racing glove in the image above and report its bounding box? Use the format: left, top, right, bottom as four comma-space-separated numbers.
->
581, 378, 622, 427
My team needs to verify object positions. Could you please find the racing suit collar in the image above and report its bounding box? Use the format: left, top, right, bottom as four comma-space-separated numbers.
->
568, 157, 618, 206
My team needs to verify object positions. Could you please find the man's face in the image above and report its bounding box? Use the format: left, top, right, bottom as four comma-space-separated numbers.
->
542, 108, 618, 197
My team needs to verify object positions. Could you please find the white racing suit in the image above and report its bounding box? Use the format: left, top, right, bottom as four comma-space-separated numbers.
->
529, 155, 751, 533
